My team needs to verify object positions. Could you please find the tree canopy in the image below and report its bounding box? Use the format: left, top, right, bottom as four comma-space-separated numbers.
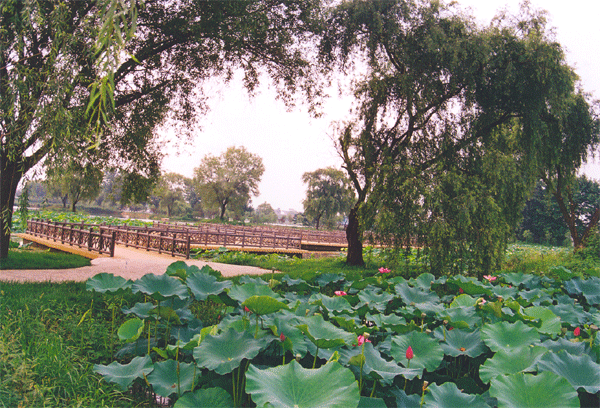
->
193, 146, 265, 220
302, 167, 354, 229
0, 0, 324, 258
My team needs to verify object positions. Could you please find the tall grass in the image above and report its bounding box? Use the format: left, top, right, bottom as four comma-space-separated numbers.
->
0, 248, 91, 270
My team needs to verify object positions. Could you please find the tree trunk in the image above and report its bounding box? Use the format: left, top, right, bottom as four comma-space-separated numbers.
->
220, 203, 227, 220
345, 204, 364, 266
71, 200, 78, 212
315, 214, 322, 230
0, 154, 22, 259
62, 194, 68, 208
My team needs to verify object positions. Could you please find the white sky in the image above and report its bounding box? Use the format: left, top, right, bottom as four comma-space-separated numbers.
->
161, 0, 600, 212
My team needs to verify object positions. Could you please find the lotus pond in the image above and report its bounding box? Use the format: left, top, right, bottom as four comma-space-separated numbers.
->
87, 262, 600, 408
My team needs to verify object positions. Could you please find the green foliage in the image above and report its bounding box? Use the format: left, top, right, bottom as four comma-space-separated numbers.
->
302, 167, 355, 229
0, 248, 91, 270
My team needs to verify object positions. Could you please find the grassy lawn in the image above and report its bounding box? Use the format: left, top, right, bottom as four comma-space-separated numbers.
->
0, 245, 91, 270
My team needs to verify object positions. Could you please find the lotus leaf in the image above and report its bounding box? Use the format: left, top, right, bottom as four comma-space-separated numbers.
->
409, 273, 437, 291
541, 337, 592, 357
117, 317, 145, 343
535, 350, 600, 394
365, 312, 406, 332
173, 387, 233, 408
314, 273, 346, 287
227, 282, 280, 303
132, 274, 189, 301
390, 387, 421, 408
480, 321, 540, 352
489, 372, 579, 408
394, 282, 440, 305
149, 306, 182, 325
359, 342, 421, 383
518, 288, 552, 305
439, 328, 487, 358
479, 346, 547, 383
296, 314, 356, 349
186, 271, 232, 300
356, 290, 395, 313
245, 361, 360, 408
522, 306, 561, 336
423, 382, 489, 408
193, 328, 267, 374
447, 275, 492, 296
242, 295, 289, 315
357, 396, 388, 408
165, 261, 192, 280
564, 277, 600, 305
93, 355, 153, 391
490, 285, 519, 300
311, 294, 354, 313
86, 273, 132, 293
547, 302, 591, 326
438, 306, 480, 329
122, 302, 156, 318
146, 360, 197, 398
350, 277, 380, 290
390, 331, 444, 373
501, 272, 542, 289
238, 275, 267, 285
449, 294, 478, 308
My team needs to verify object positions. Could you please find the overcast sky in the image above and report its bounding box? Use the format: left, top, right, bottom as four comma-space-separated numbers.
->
161, 0, 600, 212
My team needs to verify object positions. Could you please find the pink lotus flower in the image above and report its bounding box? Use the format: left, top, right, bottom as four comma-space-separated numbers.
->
574, 327, 581, 336
334, 290, 347, 296
406, 346, 414, 360
356, 335, 371, 346
483, 275, 497, 282
244, 306, 252, 314
459, 288, 464, 294
280, 333, 286, 342
378, 267, 391, 274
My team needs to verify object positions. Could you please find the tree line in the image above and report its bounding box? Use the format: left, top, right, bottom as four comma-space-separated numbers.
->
2, 0, 599, 277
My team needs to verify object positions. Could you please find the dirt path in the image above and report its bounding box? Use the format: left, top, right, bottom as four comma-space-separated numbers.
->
0, 243, 274, 284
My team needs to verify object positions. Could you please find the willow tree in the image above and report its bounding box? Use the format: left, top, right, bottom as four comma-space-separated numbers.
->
0, 0, 324, 258
302, 167, 354, 229
321, 0, 582, 272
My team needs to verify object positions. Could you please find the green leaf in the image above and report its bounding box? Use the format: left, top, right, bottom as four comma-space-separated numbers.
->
132, 273, 189, 301
390, 331, 444, 373
148, 306, 182, 325
479, 346, 547, 383
394, 282, 440, 305
166, 261, 190, 280
358, 397, 388, 408
93, 355, 153, 391
122, 302, 155, 319
449, 294, 478, 308
193, 328, 266, 374
146, 360, 197, 398
186, 270, 232, 301
535, 350, 600, 394
242, 295, 289, 315
489, 372, 579, 408
296, 314, 356, 349
357, 290, 395, 313
86, 273, 132, 293
523, 306, 561, 336
227, 282, 280, 304
423, 382, 489, 408
174, 388, 233, 408
361, 342, 421, 384
245, 361, 360, 408
439, 328, 487, 358
480, 321, 540, 352
312, 294, 354, 313
437, 306, 480, 329
117, 318, 144, 343
564, 277, 600, 305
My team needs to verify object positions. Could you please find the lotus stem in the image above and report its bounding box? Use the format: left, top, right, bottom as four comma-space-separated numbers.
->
313, 346, 319, 369
370, 380, 377, 398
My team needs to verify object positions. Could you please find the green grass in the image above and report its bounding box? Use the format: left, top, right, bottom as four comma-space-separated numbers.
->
0, 248, 91, 270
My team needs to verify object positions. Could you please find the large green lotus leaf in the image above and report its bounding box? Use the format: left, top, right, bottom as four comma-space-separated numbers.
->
122, 302, 156, 318
193, 328, 267, 374
165, 261, 192, 280
547, 302, 591, 326
490, 285, 519, 300
447, 275, 492, 296
296, 314, 355, 349
480, 321, 540, 352
174, 387, 233, 408
357, 396, 388, 408
564, 277, 600, 305
281, 275, 317, 292
423, 382, 489, 408
535, 350, 600, 394
350, 277, 380, 290
409, 273, 437, 291
227, 282, 281, 304
117, 318, 145, 343
243, 295, 289, 315
311, 294, 354, 313
438, 306, 480, 329
245, 361, 360, 408
501, 272, 542, 289
186, 271, 232, 300
479, 346, 547, 383
390, 387, 421, 408
146, 360, 197, 398
522, 306, 561, 336
149, 306, 182, 325
439, 328, 487, 358
449, 294, 478, 308
365, 312, 406, 332
359, 342, 421, 384
518, 288, 552, 305
132, 274, 189, 301
93, 355, 153, 391
489, 372, 579, 408
314, 273, 346, 287
394, 282, 440, 305
356, 290, 395, 313
86, 273, 132, 293
541, 337, 592, 357
330, 315, 360, 333
390, 331, 444, 373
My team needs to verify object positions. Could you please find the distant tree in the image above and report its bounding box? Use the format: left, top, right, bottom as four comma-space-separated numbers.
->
45, 159, 103, 212
518, 181, 568, 245
254, 202, 277, 224
151, 172, 190, 217
302, 167, 354, 229
193, 147, 265, 220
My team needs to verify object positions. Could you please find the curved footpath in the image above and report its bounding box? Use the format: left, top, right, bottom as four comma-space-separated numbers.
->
0, 243, 274, 284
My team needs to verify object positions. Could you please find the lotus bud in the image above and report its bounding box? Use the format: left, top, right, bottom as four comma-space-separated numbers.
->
425, 329, 432, 334
443, 320, 448, 325
295, 354, 301, 362
590, 324, 598, 333
561, 327, 568, 335
421, 312, 426, 319
363, 332, 370, 339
